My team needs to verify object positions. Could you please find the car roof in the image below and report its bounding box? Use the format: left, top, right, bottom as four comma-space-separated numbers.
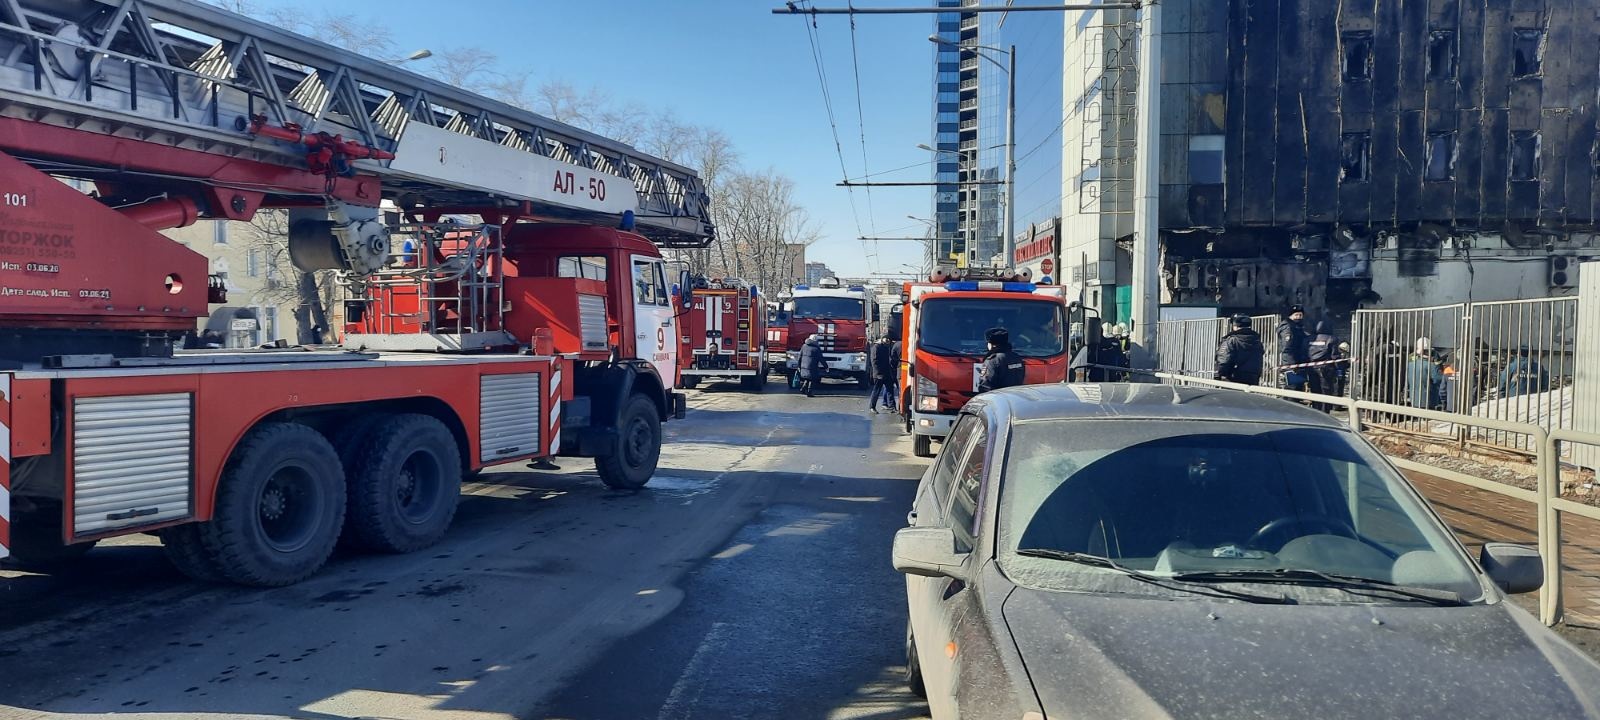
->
973, 383, 1349, 429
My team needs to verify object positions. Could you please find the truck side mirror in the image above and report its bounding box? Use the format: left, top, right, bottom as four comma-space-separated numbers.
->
677, 270, 692, 305
872, 305, 881, 322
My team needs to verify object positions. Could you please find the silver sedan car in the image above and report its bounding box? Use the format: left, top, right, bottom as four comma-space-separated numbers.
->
895, 383, 1600, 720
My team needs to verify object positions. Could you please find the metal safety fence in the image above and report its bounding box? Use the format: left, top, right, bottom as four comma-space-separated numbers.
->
1155, 314, 1277, 380
1349, 297, 1581, 455
1155, 370, 1599, 627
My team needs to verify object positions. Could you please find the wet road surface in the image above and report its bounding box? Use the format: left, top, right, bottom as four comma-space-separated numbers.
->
0, 379, 929, 720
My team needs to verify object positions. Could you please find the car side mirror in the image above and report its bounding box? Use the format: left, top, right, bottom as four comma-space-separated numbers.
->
1481, 543, 1543, 595
892, 527, 969, 581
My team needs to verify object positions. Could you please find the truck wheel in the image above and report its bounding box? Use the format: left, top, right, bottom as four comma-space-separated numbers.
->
344, 414, 462, 554
200, 422, 346, 587
160, 524, 226, 583
595, 394, 660, 490
913, 433, 934, 458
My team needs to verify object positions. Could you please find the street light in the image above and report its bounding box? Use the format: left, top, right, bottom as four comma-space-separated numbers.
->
928, 35, 1016, 269
388, 49, 433, 64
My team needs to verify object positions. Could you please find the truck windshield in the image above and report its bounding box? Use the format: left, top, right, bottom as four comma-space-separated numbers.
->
793, 297, 864, 320
918, 298, 1064, 358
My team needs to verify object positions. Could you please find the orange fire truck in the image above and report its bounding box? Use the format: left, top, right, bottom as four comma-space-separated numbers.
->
673, 278, 768, 391
898, 278, 1070, 457
0, 0, 712, 585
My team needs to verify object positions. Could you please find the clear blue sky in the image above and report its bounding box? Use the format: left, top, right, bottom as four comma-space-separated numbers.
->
263, 0, 943, 278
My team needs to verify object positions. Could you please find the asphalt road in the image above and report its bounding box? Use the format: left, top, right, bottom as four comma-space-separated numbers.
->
0, 379, 929, 720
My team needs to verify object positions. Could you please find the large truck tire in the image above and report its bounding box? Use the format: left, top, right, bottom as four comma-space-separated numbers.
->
160, 524, 227, 583
199, 422, 346, 587
343, 414, 462, 554
913, 433, 935, 458
595, 393, 661, 490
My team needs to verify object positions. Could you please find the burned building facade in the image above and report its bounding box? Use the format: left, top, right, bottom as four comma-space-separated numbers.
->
1154, 0, 1599, 321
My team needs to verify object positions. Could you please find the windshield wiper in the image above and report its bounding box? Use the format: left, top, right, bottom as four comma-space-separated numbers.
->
1171, 568, 1469, 606
917, 343, 977, 355
1014, 549, 1296, 605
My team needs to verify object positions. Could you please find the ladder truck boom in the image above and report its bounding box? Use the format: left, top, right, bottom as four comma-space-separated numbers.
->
0, 0, 700, 582
0, 0, 713, 263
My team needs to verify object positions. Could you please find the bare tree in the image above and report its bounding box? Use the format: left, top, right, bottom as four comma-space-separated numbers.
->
240, 212, 342, 344
691, 168, 818, 295
430, 47, 498, 90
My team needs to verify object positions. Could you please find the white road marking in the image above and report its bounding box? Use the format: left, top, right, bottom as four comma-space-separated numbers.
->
657, 621, 731, 720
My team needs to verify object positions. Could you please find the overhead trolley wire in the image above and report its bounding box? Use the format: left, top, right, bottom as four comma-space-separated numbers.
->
796, 1, 878, 272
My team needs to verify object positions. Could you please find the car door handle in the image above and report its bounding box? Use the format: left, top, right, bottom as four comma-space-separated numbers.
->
661, 320, 674, 327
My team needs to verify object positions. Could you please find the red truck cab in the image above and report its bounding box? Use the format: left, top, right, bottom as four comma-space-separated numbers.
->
898, 280, 1069, 457
783, 278, 875, 387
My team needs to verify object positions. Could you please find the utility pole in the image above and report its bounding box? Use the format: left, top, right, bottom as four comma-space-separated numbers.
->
1130, 0, 1162, 370
1002, 43, 1017, 270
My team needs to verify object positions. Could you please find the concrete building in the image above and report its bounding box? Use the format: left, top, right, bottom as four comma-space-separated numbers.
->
1059, 0, 1600, 327
161, 217, 331, 348
804, 261, 835, 286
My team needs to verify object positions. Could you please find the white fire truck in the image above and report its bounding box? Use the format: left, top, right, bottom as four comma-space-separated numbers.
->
0, 0, 713, 586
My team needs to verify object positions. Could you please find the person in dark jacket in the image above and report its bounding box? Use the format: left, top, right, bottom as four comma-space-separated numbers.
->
1306, 320, 1342, 403
977, 327, 1026, 393
868, 335, 899, 412
1276, 305, 1311, 390
798, 334, 828, 397
1215, 314, 1265, 385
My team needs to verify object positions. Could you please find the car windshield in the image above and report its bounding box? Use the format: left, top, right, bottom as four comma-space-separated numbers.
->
793, 297, 864, 320
918, 298, 1064, 358
997, 420, 1484, 602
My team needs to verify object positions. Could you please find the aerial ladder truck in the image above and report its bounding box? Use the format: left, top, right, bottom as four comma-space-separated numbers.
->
0, 0, 714, 586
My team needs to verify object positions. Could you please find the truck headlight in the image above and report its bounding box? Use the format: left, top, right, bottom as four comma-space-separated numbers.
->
916, 376, 939, 412
854, 352, 867, 366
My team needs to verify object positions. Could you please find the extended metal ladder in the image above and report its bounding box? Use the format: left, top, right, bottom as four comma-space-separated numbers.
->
0, 0, 713, 247
736, 285, 753, 358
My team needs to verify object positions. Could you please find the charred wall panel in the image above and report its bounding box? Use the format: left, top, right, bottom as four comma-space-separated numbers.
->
1223, 0, 1249, 226
1238, 0, 1281, 224
1563, 2, 1598, 223
1369, 0, 1405, 223
1271, 0, 1307, 225
1193, 0, 1597, 232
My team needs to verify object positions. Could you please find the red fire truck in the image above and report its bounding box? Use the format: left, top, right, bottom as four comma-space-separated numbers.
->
782, 278, 875, 387
0, 0, 711, 586
898, 278, 1070, 457
765, 300, 790, 375
673, 278, 768, 391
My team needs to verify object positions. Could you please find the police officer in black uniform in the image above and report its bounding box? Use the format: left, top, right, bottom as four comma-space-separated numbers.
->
978, 327, 1026, 393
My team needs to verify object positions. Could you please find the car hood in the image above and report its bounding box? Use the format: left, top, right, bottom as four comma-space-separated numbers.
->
1003, 588, 1600, 719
